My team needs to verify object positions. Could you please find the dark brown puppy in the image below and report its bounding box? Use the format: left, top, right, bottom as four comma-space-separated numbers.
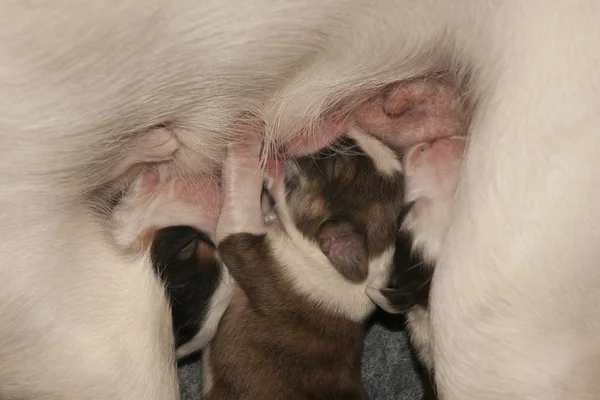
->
204, 124, 405, 400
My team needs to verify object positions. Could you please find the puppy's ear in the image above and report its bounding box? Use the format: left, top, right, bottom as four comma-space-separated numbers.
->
318, 220, 368, 282
194, 240, 217, 264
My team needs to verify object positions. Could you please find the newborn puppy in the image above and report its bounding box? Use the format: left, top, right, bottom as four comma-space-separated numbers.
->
110, 171, 234, 360
151, 226, 226, 359
203, 122, 405, 399
369, 136, 465, 398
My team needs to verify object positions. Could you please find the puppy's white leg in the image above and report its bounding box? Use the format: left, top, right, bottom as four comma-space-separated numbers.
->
215, 118, 266, 242
432, 5, 600, 399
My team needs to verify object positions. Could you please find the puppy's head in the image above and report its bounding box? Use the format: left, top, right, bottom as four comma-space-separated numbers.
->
264, 126, 405, 320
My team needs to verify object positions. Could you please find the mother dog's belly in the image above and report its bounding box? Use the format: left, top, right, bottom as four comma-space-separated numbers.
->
1, 0, 470, 198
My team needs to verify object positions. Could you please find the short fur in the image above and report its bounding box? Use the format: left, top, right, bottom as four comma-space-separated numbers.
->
1, 2, 599, 399
109, 171, 236, 362
204, 125, 404, 399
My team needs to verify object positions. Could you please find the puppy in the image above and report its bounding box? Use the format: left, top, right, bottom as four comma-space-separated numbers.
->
151, 226, 226, 359
110, 170, 235, 361
203, 122, 404, 399
369, 136, 466, 399
1, 3, 599, 399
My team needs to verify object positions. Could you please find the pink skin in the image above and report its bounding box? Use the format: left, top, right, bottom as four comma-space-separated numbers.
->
284, 116, 351, 156
289, 80, 465, 154
138, 80, 465, 232
132, 170, 223, 238
355, 80, 466, 148
144, 115, 338, 233
132, 118, 266, 239
261, 116, 351, 171
402, 136, 466, 215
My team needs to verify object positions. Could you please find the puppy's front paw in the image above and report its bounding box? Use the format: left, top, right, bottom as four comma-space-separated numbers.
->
226, 116, 265, 168
216, 116, 268, 243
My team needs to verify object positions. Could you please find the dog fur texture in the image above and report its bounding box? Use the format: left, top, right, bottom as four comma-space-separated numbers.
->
1, 1, 599, 399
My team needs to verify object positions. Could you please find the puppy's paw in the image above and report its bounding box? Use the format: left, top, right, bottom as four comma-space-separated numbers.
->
226, 116, 265, 167
216, 116, 268, 243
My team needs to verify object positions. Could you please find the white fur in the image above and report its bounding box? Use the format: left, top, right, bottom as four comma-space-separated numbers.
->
201, 345, 214, 396
175, 269, 235, 359
347, 125, 402, 176
1, 1, 599, 399
401, 198, 454, 265
391, 138, 464, 372
272, 234, 394, 322
111, 173, 235, 359
401, 138, 464, 264
406, 305, 433, 372
108, 127, 181, 182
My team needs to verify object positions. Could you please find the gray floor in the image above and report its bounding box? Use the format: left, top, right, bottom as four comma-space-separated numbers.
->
178, 315, 424, 400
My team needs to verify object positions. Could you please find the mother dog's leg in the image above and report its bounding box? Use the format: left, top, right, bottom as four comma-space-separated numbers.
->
0, 202, 179, 400
0, 131, 181, 399
432, 4, 600, 399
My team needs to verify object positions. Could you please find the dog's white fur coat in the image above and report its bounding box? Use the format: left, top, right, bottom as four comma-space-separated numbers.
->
1, 1, 599, 399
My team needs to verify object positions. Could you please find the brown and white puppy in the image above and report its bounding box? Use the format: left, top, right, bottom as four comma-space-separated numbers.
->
368, 136, 465, 399
203, 122, 404, 399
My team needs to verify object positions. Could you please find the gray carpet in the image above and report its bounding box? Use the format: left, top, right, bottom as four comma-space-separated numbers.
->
177, 315, 424, 399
